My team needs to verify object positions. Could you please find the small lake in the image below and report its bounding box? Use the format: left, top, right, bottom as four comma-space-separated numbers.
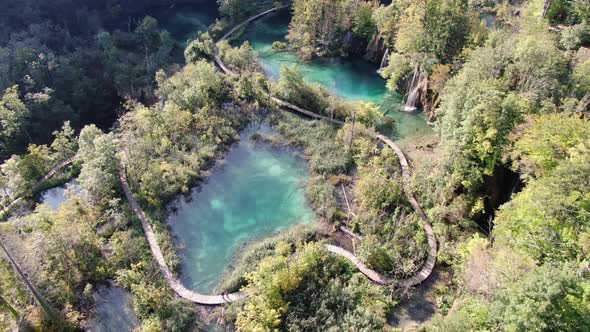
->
39, 180, 78, 210
167, 123, 314, 293
234, 10, 433, 142
156, 5, 432, 142
86, 281, 139, 332
235, 11, 389, 104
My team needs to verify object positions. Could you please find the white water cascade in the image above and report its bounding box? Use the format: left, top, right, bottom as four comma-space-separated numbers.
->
343, 31, 353, 46
376, 48, 389, 75
403, 68, 421, 112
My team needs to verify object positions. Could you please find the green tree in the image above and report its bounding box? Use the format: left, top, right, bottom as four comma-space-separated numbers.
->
184, 32, 215, 63
35, 205, 105, 306
236, 242, 392, 331
276, 65, 329, 114
572, 59, 590, 112
495, 142, 590, 262
50, 121, 78, 163
0, 86, 30, 157
287, 0, 356, 58
394, 0, 471, 64
156, 60, 226, 112
352, 2, 377, 41
508, 113, 590, 179
492, 263, 590, 331
76, 125, 119, 206
0, 258, 28, 330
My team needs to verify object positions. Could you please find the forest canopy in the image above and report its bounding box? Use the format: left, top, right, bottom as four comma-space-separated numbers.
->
0, 0, 589, 331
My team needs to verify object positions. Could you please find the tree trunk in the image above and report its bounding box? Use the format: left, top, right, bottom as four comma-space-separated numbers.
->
348, 110, 356, 152
541, 0, 553, 18
0, 241, 59, 324
576, 92, 590, 113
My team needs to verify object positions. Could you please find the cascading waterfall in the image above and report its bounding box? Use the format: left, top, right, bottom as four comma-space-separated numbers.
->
403, 68, 420, 112
343, 31, 353, 46
376, 48, 389, 74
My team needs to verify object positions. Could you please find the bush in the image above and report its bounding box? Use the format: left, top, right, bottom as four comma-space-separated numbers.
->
219, 226, 318, 292
272, 41, 288, 50
306, 176, 338, 221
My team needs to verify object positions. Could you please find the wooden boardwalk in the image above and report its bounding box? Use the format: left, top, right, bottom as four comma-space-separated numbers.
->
118, 162, 245, 305
214, 6, 289, 76
214, 8, 437, 289
117, 6, 438, 306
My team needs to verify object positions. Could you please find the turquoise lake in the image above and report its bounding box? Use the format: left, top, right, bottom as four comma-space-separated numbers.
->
158, 5, 432, 142
167, 124, 314, 293
233, 10, 433, 142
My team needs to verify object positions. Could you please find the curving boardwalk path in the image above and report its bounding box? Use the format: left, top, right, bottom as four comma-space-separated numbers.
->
0, 157, 74, 219
214, 6, 289, 75
215, 8, 437, 289
118, 161, 245, 305
119, 7, 438, 306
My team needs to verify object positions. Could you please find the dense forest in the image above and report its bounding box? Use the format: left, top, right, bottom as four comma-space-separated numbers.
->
0, 0, 589, 331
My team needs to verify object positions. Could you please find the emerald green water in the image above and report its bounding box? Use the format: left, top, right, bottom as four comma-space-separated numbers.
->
156, 6, 431, 141
235, 12, 388, 104
157, 3, 218, 47
234, 11, 433, 142
167, 124, 314, 293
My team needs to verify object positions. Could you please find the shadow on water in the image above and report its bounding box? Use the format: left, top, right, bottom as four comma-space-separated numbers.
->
389, 269, 440, 330
86, 281, 139, 332
38, 179, 79, 210
154, 0, 219, 61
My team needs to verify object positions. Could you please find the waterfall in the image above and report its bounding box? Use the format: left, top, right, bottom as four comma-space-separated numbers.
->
403, 68, 420, 112
343, 31, 353, 45
376, 48, 389, 74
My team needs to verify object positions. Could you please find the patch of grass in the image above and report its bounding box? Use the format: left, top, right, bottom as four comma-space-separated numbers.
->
272, 112, 352, 175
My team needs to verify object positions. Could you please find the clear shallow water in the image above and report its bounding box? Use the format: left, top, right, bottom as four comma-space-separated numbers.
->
234, 11, 433, 141
157, 3, 219, 47
235, 12, 389, 104
86, 281, 139, 332
167, 123, 314, 293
